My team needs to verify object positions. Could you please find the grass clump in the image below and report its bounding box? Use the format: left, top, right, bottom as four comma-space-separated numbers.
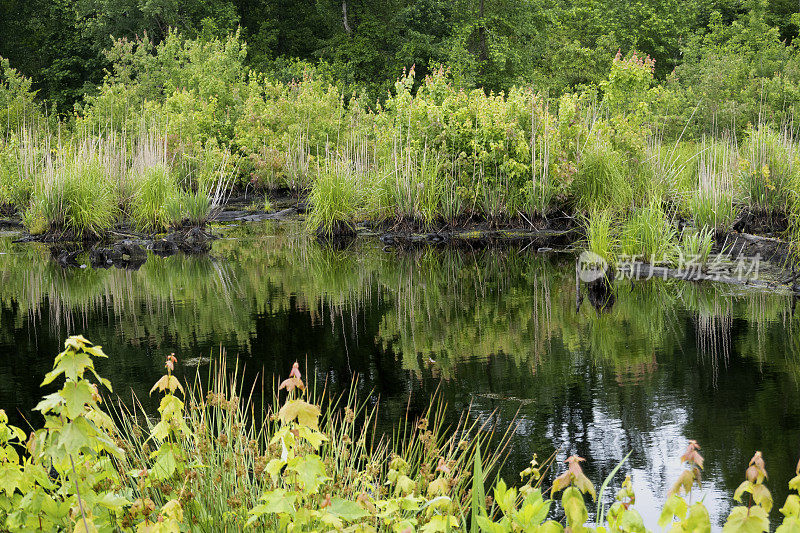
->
130, 164, 180, 232
686, 190, 738, 231
573, 139, 631, 212
620, 199, 678, 263
740, 125, 799, 213
679, 227, 714, 266
25, 156, 117, 238
391, 147, 443, 229
584, 209, 618, 265
306, 158, 364, 237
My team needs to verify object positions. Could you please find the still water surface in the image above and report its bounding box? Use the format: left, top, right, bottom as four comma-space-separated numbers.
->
1, 221, 799, 528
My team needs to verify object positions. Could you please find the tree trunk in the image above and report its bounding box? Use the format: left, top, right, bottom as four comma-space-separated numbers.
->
342, 0, 352, 34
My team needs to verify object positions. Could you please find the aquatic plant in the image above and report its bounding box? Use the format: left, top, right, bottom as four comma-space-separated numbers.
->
572, 138, 631, 212
584, 209, 618, 265
620, 199, 679, 263
306, 156, 365, 236
25, 155, 117, 238
130, 163, 180, 232
679, 227, 714, 266
740, 125, 799, 214
687, 189, 738, 232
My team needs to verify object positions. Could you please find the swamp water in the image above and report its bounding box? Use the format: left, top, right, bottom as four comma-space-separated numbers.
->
1, 221, 799, 529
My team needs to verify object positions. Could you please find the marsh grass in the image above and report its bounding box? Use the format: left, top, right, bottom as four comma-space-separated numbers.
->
573, 139, 631, 212
391, 143, 443, 229
679, 227, 714, 265
740, 125, 799, 213
25, 154, 117, 237
584, 209, 618, 264
306, 143, 375, 236
130, 164, 180, 232
688, 190, 738, 231
620, 199, 678, 263
110, 353, 513, 530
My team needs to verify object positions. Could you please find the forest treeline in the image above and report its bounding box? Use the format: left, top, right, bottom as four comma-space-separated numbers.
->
2, 0, 800, 121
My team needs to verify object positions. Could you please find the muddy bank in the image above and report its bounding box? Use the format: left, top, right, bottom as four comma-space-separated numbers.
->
47, 228, 216, 270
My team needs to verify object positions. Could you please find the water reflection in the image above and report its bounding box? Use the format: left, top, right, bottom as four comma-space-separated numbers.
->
1, 222, 799, 529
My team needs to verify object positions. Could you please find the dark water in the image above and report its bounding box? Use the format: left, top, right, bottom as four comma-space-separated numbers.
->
1, 221, 800, 528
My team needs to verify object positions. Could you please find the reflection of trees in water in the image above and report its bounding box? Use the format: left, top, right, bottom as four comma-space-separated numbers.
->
3, 227, 800, 524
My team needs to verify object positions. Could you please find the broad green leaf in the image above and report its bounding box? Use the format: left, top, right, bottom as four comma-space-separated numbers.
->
255, 488, 297, 514
684, 502, 711, 533
776, 516, 800, 533
427, 477, 449, 497
722, 505, 769, 533
150, 375, 183, 395
620, 508, 646, 533
751, 483, 773, 512
396, 474, 416, 495
265, 458, 285, 483
287, 455, 329, 494
421, 515, 458, 533
34, 392, 63, 414
659, 494, 688, 528
0, 463, 24, 495
562, 487, 588, 528
151, 445, 178, 480
330, 497, 370, 521
790, 475, 800, 493
782, 495, 800, 518
475, 515, 507, 533
83, 345, 108, 359
61, 381, 93, 419
539, 520, 565, 533
97, 492, 130, 512
57, 417, 95, 454
734, 481, 753, 502
278, 399, 321, 430
297, 426, 327, 449
43, 349, 93, 385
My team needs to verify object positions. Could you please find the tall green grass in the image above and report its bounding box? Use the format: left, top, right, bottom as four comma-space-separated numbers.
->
573, 139, 631, 212
679, 227, 714, 265
130, 164, 181, 232
25, 156, 117, 238
306, 157, 365, 236
584, 209, 618, 264
740, 125, 799, 213
620, 199, 678, 262
390, 144, 443, 229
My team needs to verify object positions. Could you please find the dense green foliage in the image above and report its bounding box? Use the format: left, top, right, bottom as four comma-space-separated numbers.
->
4, 1, 800, 246
2, 0, 800, 117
